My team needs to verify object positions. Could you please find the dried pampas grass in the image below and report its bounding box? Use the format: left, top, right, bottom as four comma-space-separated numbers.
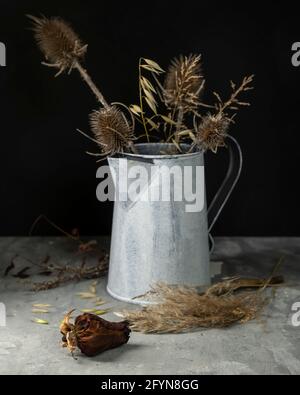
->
121, 277, 283, 334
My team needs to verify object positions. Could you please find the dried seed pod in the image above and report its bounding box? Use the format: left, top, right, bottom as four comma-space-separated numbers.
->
90, 106, 134, 156
196, 113, 230, 153
61, 311, 131, 358
28, 15, 87, 75
164, 54, 204, 113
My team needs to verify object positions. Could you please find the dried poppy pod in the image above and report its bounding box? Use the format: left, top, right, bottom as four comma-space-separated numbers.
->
61, 311, 131, 357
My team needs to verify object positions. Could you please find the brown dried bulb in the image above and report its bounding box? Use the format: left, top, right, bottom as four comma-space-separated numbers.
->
60, 311, 131, 358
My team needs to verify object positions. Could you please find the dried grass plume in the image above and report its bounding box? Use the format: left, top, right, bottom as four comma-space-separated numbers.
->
121, 277, 283, 334
164, 54, 204, 113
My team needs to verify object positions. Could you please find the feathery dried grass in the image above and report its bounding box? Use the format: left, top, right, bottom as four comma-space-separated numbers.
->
122, 278, 282, 334
164, 54, 204, 113
28, 15, 87, 75
90, 106, 135, 156
196, 113, 230, 153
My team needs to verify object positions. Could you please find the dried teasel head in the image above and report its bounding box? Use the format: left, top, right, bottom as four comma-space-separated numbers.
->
164, 54, 204, 113
196, 113, 231, 153
28, 15, 87, 76
90, 106, 135, 156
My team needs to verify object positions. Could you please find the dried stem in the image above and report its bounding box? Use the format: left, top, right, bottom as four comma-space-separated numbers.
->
175, 109, 184, 144
74, 62, 109, 109
139, 58, 150, 142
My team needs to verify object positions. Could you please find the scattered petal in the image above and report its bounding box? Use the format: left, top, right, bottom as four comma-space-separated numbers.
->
76, 292, 98, 299
33, 304, 52, 308
32, 309, 49, 314
32, 318, 49, 325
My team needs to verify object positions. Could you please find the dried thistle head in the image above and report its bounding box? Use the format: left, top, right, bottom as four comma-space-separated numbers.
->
90, 106, 134, 156
164, 54, 204, 113
196, 113, 230, 153
28, 15, 87, 75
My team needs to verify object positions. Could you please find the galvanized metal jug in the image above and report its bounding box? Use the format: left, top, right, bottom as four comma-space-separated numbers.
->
107, 137, 242, 304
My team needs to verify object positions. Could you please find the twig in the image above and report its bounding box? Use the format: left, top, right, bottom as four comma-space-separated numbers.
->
29, 214, 82, 243
74, 61, 109, 109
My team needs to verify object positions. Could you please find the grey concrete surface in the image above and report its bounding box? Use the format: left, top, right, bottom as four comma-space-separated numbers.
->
0, 237, 299, 375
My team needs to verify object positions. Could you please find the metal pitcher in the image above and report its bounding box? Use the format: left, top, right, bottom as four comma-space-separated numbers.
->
107, 136, 242, 304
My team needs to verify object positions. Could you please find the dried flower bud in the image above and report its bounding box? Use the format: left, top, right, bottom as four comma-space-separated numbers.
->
90, 106, 134, 156
28, 15, 87, 75
164, 54, 204, 113
61, 311, 131, 357
196, 113, 230, 153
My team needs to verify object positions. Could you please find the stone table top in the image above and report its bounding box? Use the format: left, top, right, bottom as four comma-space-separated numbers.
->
0, 237, 299, 375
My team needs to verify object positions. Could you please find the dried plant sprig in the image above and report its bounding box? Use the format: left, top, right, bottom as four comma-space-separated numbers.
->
164, 54, 204, 114
136, 58, 164, 142
194, 75, 254, 153
28, 15, 109, 108
205, 276, 284, 297
196, 113, 231, 153
214, 75, 254, 116
32, 254, 109, 292
90, 106, 135, 157
120, 280, 273, 334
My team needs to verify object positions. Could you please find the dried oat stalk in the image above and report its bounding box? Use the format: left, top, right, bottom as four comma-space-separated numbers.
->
121, 277, 282, 334
90, 105, 135, 157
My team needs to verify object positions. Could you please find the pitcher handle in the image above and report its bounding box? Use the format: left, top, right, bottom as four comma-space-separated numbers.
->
208, 135, 243, 252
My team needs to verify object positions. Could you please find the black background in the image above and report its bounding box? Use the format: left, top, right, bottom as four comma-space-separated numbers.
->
0, 1, 298, 237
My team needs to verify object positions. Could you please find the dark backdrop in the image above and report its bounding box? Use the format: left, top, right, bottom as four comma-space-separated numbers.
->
0, 1, 298, 237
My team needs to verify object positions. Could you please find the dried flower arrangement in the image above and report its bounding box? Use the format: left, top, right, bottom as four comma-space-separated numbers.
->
29, 15, 254, 156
